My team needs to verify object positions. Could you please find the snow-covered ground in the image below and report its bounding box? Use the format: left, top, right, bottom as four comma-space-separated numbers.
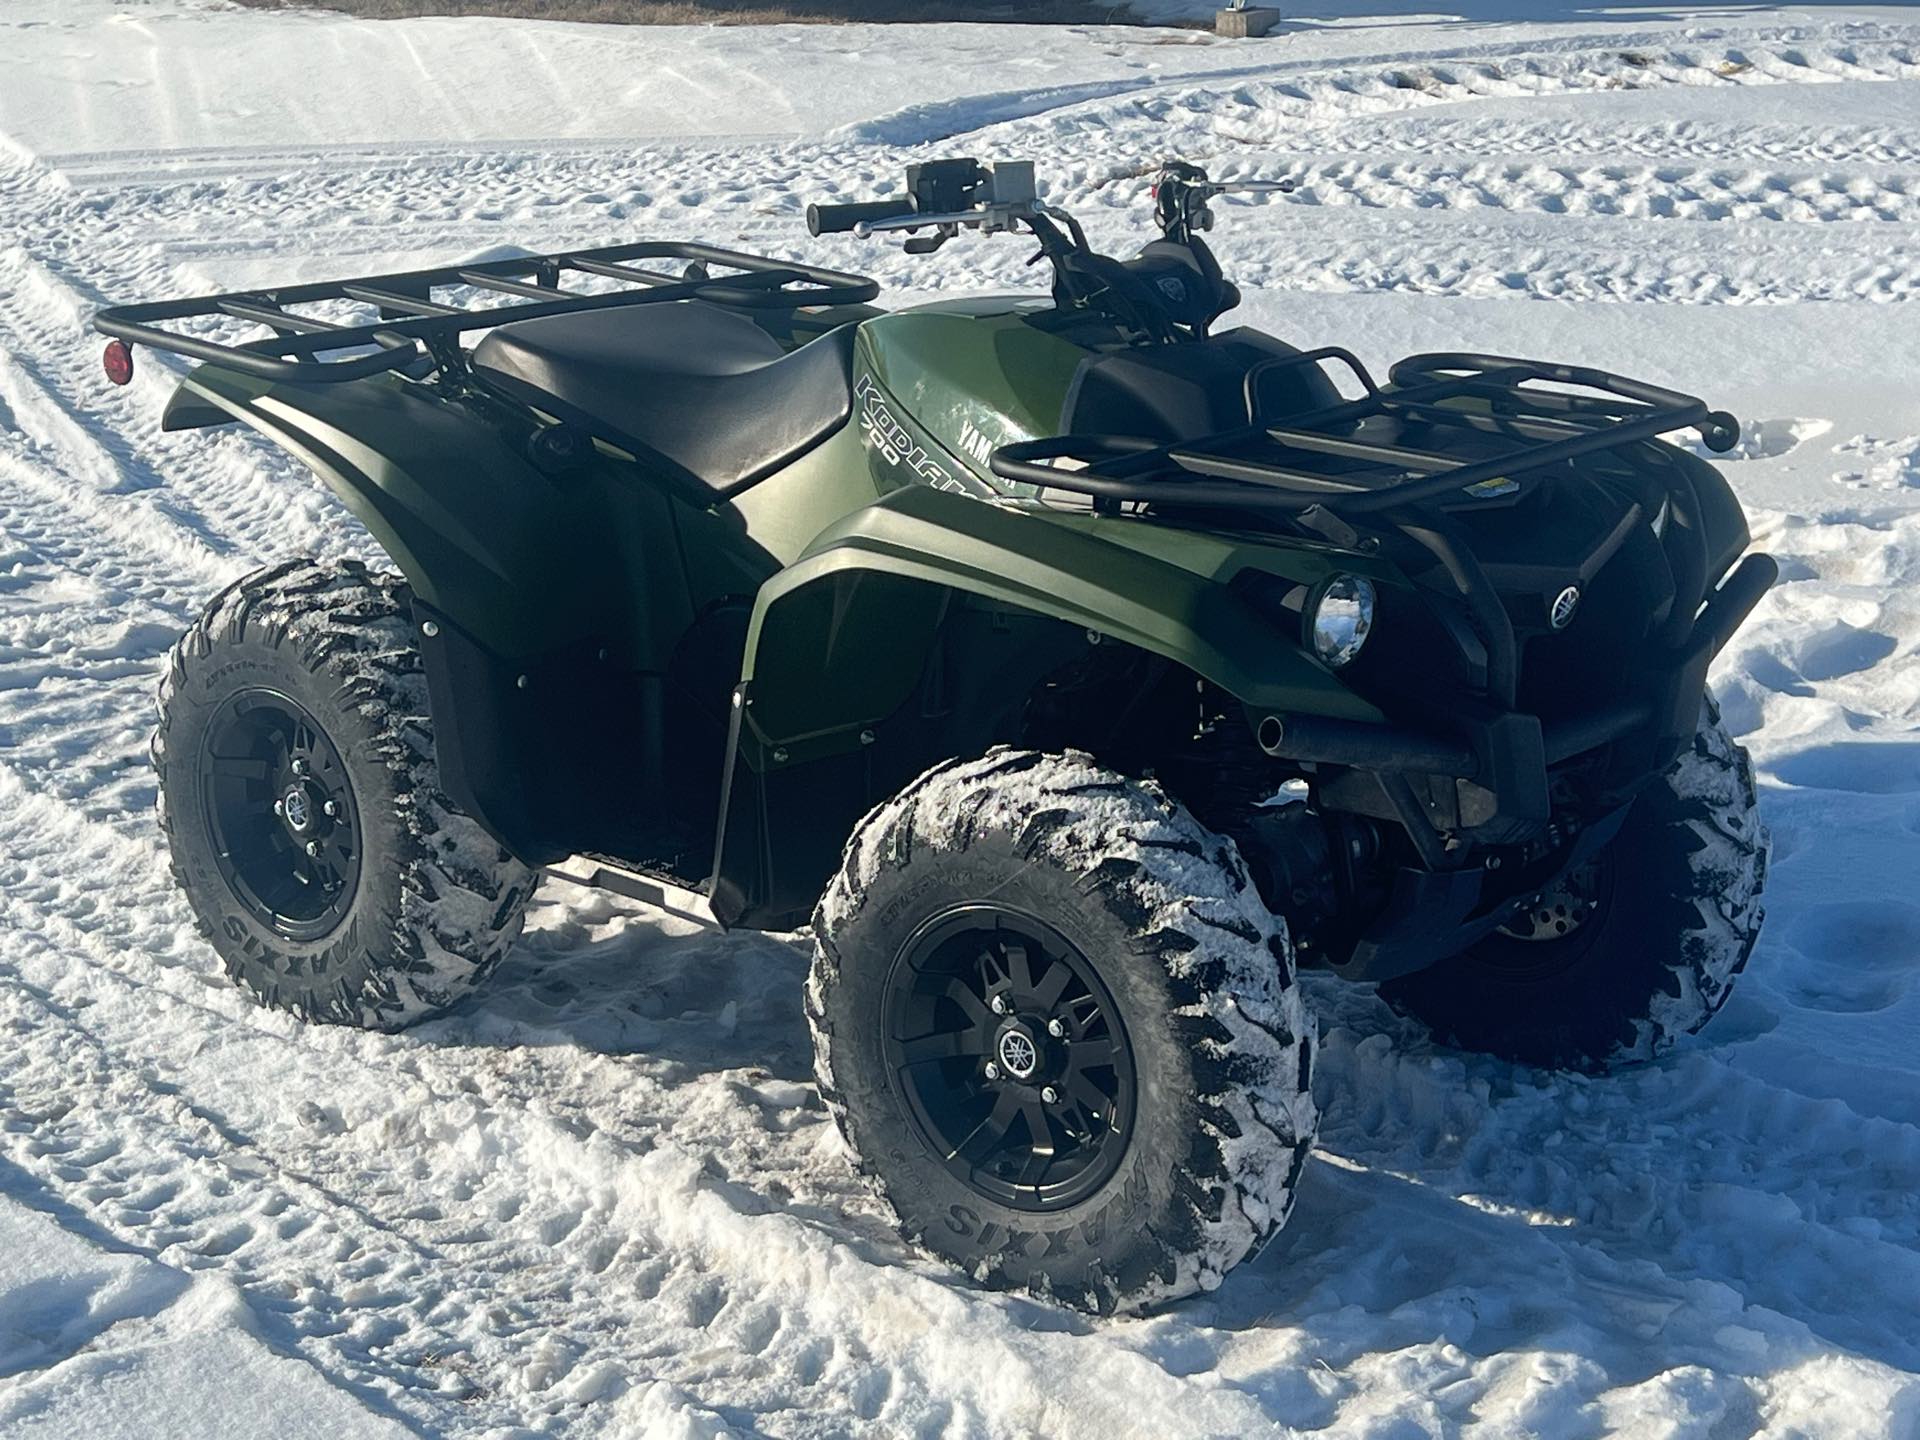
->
3, 0, 1919, 1435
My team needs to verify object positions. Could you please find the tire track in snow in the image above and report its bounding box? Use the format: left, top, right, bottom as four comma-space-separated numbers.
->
98, 195, 1920, 317
59, 32, 1920, 237
976, 28, 1920, 155
0, 443, 228, 606
0, 152, 376, 593
0, 762, 854, 1432
53, 34, 1920, 325
1198, 208, 1920, 306
834, 22, 1920, 147
1303, 992, 1920, 1374
1234, 151, 1920, 228
1311, 111, 1920, 171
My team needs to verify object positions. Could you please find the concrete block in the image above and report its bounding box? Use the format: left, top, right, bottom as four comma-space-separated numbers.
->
1215, 6, 1279, 37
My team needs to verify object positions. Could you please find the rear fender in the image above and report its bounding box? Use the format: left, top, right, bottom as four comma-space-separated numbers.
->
168, 365, 702, 862
165, 365, 654, 657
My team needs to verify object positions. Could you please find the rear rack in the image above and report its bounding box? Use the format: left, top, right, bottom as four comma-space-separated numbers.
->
990, 350, 1740, 518
92, 242, 880, 385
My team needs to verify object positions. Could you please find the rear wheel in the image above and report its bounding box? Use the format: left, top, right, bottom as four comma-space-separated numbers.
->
153, 558, 537, 1029
1381, 697, 1767, 1071
808, 749, 1319, 1314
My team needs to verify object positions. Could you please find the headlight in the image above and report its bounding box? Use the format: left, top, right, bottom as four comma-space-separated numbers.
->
1306, 573, 1376, 668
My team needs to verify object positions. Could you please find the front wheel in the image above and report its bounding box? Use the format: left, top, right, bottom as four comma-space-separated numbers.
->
1381, 697, 1768, 1071
808, 749, 1319, 1315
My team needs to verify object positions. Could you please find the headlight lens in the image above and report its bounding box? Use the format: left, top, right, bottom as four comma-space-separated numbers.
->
1307, 574, 1376, 668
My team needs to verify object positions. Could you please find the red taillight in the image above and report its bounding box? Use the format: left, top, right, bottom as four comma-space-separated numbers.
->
103, 338, 134, 386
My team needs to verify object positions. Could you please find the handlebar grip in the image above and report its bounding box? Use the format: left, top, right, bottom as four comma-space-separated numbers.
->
807, 198, 914, 236
1701, 411, 1741, 453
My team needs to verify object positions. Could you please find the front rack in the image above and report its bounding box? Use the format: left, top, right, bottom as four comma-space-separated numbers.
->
990, 350, 1740, 519
92, 242, 880, 385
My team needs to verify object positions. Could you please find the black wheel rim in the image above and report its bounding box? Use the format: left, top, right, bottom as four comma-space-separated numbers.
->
883, 905, 1136, 1212
197, 688, 362, 942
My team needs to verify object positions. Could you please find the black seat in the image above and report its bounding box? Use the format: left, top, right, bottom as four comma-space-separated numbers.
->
472, 301, 856, 494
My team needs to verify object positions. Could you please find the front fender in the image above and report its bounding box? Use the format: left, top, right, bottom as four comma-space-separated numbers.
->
738, 483, 1386, 757
711, 484, 1393, 927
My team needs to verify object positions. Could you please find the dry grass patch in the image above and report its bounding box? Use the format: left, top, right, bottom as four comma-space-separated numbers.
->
231, 0, 1165, 24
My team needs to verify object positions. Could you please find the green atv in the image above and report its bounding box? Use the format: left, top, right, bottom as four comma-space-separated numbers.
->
98, 158, 1772, 1313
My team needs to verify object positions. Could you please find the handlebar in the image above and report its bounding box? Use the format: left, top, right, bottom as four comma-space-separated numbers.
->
804, 158, 1296, 334
852, 206, 1054, 238
807, 198, 916, 236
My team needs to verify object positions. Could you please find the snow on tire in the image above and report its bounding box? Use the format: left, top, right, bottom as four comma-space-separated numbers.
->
1381, 694, 1768, 1071
153, 557, 536, 1029
807, 747, 1319, 1315
1643, 696, 1770, 1048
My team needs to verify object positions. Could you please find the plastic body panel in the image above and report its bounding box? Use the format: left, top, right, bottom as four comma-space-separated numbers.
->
168, 365, 703, 668
165, 363, 759, 867
852, 298, 1088, 489
738, 484, 1389, 759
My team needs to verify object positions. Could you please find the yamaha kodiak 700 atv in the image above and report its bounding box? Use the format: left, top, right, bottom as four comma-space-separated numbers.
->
97, 159, 1772, 1313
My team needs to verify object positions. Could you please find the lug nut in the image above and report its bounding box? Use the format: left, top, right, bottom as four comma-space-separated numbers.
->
990, 994, 1010, 1015
1041, 1086, 1059, 1104
304, 840, 321, 857
984, 1062, 1001, 1081
272, 800, 284, 816
322, 799, 338, 818
290, 758, 307, 776
1047, 1018, 1065, 1038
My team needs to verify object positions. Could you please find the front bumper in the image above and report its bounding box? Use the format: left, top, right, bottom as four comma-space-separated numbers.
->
1251, 550, 1774, 838
1245, 549, 1774, 983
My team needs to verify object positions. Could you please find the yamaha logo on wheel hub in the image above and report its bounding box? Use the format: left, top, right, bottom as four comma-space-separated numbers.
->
995, 1026, 1040, 1080
282, 787, 313, 832
1549, 585, 1582, 630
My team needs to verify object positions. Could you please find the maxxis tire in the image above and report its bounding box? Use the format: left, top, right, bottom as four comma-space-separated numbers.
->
1380, 696, 1767, 1072
153, 558, 537, 1029
807, 748, 1320, 1315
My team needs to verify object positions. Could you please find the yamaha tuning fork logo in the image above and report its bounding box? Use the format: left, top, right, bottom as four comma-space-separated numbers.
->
996, 1028, 1039, 1080
1550, 585, 1582, 631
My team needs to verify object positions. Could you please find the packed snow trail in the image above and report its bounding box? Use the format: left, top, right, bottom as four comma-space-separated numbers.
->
3, 2, 1920, 1436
